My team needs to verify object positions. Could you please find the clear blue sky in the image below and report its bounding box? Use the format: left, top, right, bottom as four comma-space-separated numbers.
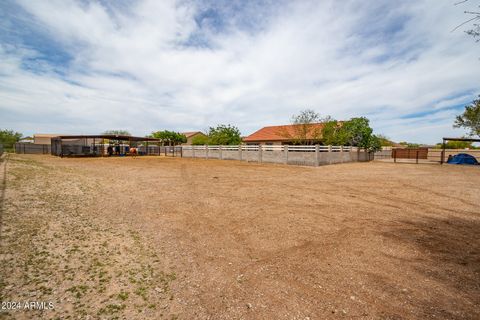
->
0, 0, 479, 144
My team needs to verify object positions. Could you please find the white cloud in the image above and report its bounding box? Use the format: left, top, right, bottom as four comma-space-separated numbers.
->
0, 0, 478, 143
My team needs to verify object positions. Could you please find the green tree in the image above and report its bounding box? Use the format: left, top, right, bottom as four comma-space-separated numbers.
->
191, 135, 209, 145
103, 130, 131, 136
434, 140, 476, 149
321, 117, 381, 151
207, 124, 242, 145
0, 129, 22, 151
341, 117, 373, 147
321, 120, 348, 145
398, 141, 420, 148
151, 130, 187, 146
453, 0, 480, 42
454, 96, 480, 137
376, 134, 395, 147
279, 109, 330, 144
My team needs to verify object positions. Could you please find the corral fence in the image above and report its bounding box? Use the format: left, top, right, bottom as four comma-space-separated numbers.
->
182, 145, 372, 167
15, 143, 51, 154
15, 142, 183, 157
374, 147, 480, 163
52, 143, 182, 157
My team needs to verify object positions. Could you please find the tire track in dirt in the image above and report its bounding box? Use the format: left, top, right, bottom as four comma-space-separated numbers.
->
0, 154, 7, 241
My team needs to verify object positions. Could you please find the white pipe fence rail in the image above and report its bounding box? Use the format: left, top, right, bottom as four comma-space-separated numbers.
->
182, 145, 357, 152
182, 145, 369, 167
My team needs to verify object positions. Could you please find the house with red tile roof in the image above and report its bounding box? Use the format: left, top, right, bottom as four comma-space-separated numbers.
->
181, 131, 208, 145
243, 123, 326, 145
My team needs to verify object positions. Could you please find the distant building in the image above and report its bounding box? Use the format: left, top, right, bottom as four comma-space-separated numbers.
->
33, 134, 63, 145
243, 123, 326, 145
182, 131, 207, 145
19, 136, 34, 143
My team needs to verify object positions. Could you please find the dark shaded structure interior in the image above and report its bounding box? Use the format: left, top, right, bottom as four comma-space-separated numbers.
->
51, 135, 163, 157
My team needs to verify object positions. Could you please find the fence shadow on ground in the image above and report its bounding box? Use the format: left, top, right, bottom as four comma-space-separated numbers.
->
379, 216, 480, 319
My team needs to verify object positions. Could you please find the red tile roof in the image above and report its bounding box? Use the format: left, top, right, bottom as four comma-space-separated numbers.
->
243, 123, 325, 142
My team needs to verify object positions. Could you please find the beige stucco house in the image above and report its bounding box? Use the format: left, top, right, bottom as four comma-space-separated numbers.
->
182, 131, 208, 145
33, 134, 63, 145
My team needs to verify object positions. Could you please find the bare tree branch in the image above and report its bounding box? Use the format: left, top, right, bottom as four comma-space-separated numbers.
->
451, 15, 480, 32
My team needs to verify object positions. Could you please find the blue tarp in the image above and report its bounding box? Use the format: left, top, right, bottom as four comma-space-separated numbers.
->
447, 153, 479, 165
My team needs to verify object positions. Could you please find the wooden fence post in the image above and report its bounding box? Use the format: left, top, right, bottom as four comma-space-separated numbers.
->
205, 145, 209, 159
239, 145, 243, 161
258, 145, 263, 163
284, 145, 288, 164
315, 144, 320, 167
219, 145, 223, 160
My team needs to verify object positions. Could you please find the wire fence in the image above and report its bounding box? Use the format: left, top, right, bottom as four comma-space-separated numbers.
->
15, 143, 51, 154
15, 142, 183, 157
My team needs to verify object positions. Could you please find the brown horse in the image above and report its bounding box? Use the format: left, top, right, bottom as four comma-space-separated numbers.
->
130, 147, 137, 157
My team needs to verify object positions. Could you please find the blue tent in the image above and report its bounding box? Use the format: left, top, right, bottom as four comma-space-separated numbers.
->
447, 153, 479, 165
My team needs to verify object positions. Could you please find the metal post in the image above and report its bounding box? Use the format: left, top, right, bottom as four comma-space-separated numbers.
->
441, 139, 445, 164
416, 150, 419, 164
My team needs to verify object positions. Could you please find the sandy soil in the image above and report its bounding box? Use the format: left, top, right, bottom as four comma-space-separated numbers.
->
0, 154, 479, 319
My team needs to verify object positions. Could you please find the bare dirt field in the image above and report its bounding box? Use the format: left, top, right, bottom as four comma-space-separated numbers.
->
0, 154, 479, 319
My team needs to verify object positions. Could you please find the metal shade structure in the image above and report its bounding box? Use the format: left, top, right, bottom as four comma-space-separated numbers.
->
55, 134, 160, 142
51, 134, 161, 157
441, 137, 480, 164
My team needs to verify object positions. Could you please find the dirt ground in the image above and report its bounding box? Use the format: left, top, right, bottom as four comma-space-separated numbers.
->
0, 154, 479, 319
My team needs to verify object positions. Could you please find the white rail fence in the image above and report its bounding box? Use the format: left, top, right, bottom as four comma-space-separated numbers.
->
182, 145, 371, 167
